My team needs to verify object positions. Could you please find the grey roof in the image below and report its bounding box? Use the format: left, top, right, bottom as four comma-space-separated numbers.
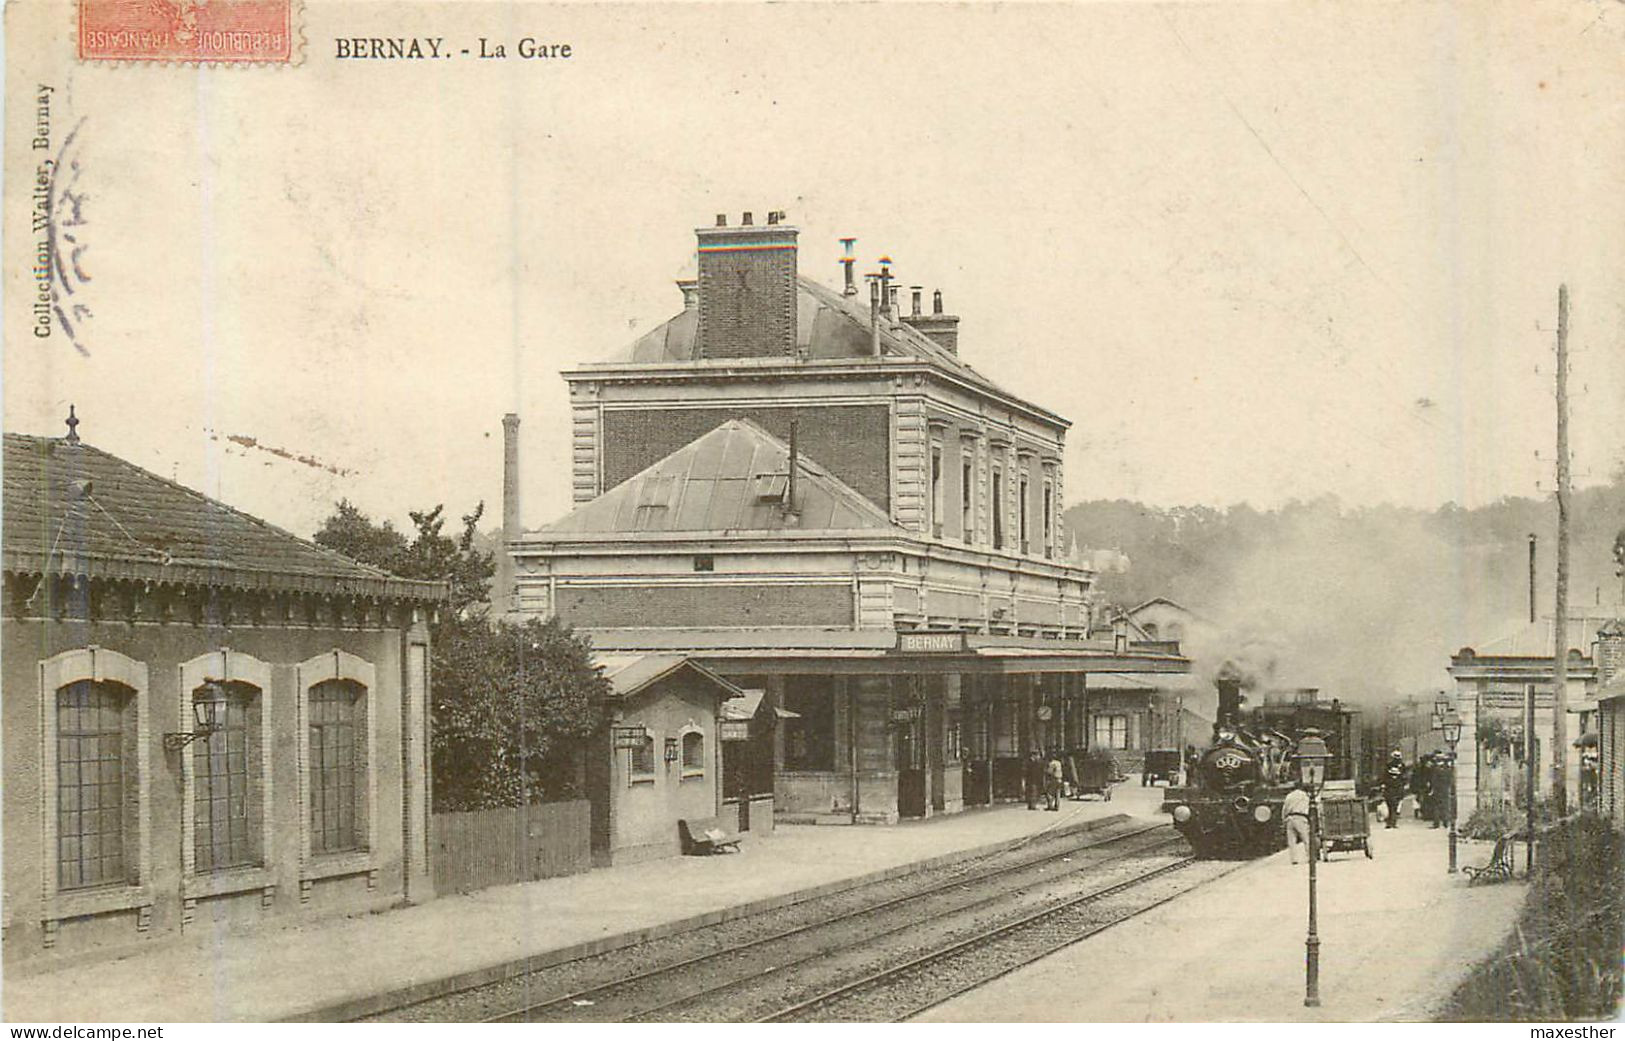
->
533, 418, 898, 536
2, 433, 444, 601
608, 276, 1008, 398
593, 653, 744, 700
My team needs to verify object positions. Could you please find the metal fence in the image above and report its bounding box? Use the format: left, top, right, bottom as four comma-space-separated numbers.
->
431, 800, 592, 895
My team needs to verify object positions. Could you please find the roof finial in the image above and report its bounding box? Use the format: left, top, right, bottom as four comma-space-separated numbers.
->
64, 405, 81, 444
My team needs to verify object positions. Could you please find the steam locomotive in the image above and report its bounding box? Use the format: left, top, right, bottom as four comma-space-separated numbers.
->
1161, 677, 1360, 859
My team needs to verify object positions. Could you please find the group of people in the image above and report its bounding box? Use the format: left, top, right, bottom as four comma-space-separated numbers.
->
1379, 748, 1454, 829
1024, 749, 1066, 811
1281, 747, 1456, 865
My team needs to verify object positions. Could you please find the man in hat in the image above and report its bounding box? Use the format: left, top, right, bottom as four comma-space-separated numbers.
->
1025, 749, 1044, 810
1381, 749, 1409, 829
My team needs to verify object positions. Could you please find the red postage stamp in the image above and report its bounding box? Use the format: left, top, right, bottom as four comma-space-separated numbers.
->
77, 0, 297, 64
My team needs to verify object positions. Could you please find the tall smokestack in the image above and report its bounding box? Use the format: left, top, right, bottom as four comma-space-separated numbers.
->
499, 413, 521, 617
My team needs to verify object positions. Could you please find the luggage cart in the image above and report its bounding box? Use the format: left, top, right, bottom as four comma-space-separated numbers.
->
1317, 784, 1372, 860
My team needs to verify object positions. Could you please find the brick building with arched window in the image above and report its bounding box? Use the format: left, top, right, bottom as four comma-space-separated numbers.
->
1, 430, 444, 964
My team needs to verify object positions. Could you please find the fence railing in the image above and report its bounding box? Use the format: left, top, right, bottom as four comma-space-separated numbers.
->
432, 800, 592, 895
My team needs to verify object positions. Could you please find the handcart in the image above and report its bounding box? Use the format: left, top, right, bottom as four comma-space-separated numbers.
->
1317, 781, 1372, 860
1068, 751, 1118, 801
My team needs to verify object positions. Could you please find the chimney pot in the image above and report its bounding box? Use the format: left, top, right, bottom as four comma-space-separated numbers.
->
910, 286, 923, 317
741, 211, 753, 226
933, 290, 944, 315
716, 213, 727, 227
767, 211, 780, 226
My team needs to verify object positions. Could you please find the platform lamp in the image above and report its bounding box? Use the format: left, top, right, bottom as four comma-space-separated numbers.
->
164, 681, 228, 750
1292, 728, 1332, 1009
1437, 700, 1464, 873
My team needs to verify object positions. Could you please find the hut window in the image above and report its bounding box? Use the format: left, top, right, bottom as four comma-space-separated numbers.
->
630, 735, 656, 783
682, 731, 705, 777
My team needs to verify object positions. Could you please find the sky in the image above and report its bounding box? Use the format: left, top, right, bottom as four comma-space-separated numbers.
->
6, 0, 1623, 543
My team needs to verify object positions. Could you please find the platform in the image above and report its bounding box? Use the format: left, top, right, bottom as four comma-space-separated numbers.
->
3, 787, 1158, 1022
918, 816, 1529, 1022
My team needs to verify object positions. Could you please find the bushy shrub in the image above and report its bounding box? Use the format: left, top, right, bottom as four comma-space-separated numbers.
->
1438, 813, 1623, 1021
1460, 799, 1556, 841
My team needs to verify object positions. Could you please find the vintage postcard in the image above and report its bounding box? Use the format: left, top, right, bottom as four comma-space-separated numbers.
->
4, 0, 1623, 1027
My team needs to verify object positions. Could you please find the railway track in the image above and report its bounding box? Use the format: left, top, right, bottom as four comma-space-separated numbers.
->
482, 823, 1179, 1023
364, 817, 1179, 1023
764, 854, 1236, 1022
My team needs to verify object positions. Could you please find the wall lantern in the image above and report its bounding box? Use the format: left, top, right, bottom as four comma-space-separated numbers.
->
611, 724, 648, 749
164, 682, 228, 751
664, 737, 680, 763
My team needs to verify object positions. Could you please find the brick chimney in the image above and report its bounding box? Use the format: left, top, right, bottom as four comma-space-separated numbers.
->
695, 211, 798, 359
498, 413, 521, 617
903, 289, 960, 355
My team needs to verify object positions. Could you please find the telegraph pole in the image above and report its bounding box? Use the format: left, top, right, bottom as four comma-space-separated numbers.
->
1526, 534, 1537, 873
1551, 284, 1571, 812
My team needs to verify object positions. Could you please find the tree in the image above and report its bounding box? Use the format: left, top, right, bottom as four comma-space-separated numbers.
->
314, 499, 494, 618
312, 501, 605, 810
431, 615, 609, 810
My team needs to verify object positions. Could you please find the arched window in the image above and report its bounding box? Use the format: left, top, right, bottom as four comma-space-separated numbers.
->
681, 730, 705, 778
309, 680, 366, 854
1143, 622, 1160, 639
56, 681, 135, 890
192, 683, 263, 871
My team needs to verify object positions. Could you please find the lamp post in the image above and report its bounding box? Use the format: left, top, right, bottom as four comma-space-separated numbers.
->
1441, 709, 1463, 873
1293, 728, 1332, 1009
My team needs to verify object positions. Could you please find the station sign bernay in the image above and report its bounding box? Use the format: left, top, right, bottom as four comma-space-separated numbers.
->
895, 632, 968, 654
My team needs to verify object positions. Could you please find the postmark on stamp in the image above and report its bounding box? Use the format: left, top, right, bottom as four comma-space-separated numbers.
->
77, 0, 298, 64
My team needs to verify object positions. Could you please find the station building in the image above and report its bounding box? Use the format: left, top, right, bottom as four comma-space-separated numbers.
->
506, 212, 1189, 827
1446, 613, 1622, 817
1, 426, 444, 964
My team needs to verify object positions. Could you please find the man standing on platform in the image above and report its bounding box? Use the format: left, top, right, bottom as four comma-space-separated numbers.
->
1026, 749, 1044, 810
1044, 751, 1063, 811
1283, 782, 1312, 864
1381, 750, 1409, 829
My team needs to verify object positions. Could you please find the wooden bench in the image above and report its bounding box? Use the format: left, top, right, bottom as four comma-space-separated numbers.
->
678, 816, 742, 856
1463, 828, 1521, 885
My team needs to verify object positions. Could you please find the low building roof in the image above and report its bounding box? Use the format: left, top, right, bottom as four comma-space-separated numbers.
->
2, 433, 444, 602
531, 418, 898, 536
1468, 614, 1622, 658
593, 653, 745, 700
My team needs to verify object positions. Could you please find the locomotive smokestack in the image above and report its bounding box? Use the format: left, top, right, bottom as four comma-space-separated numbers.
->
1215, 676, 1244, 730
